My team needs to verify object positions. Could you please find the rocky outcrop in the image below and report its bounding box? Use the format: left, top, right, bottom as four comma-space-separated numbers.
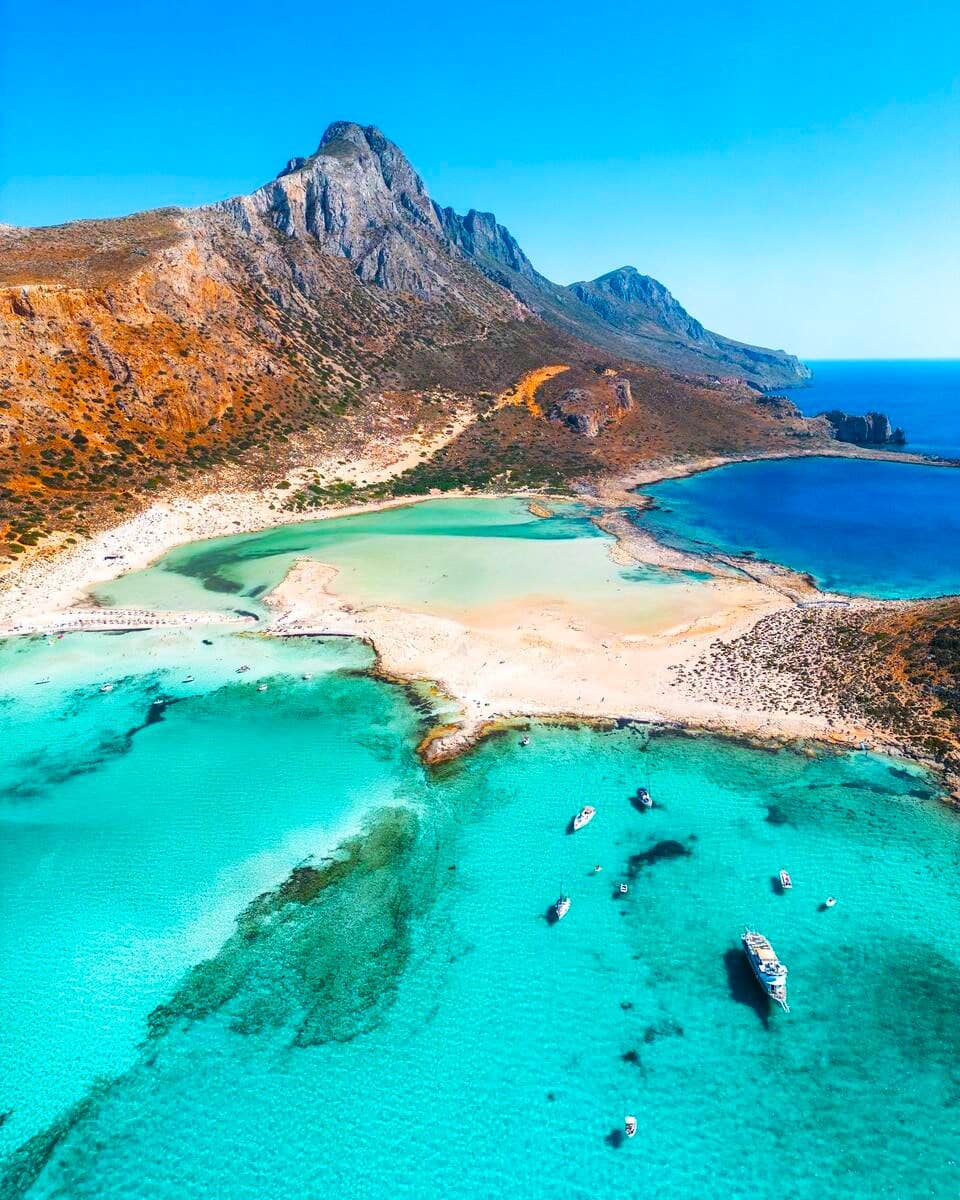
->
821, 410, 906, 446
547, 373, 634, 438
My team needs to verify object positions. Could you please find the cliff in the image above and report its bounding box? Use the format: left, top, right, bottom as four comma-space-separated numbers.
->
821, 410, 906, 446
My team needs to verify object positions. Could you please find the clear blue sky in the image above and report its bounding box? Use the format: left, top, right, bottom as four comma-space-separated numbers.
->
1, 0, 957, 358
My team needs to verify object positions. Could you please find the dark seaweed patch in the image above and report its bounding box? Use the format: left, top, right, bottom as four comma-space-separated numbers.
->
764, 804, 792, 826
0, 692, 179, 802
147, 806, 436, 1048
625, 838, 693, 879
643, 1020, 683, 1043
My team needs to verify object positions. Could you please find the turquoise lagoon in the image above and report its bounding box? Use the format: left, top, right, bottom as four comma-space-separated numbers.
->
2, 499, 960, 1198
94, 496, 705, 630
641, 456, 960, 599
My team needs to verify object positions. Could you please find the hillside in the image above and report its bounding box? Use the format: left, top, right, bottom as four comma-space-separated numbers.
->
0, 121, 818, 559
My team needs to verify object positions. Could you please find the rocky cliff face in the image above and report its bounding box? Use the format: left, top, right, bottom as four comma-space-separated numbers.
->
821, 410, 906, 446
569, 267, 714, 345
216, 123, 809, 388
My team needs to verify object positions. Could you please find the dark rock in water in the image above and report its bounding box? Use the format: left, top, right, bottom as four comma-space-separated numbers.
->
622, 1049, 642, 1066
821, 409, 906, 446
764, 803, 791, 826
605, 1128, 625, 1149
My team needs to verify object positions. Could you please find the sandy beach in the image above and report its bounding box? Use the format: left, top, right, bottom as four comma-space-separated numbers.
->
0, 436, 943, 779
266, 555, 879, 761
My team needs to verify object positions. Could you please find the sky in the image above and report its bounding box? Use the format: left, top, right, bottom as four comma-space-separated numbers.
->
1, 0, 958, 359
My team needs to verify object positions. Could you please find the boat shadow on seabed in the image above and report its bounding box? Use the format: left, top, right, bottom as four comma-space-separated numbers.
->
723, 947, 772, 1029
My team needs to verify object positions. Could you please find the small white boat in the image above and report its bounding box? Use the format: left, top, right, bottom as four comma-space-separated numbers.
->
302, 673, 313, 680
520, 735, 530, 747
619, 883, 628, 895
824, 896, 837, 908
554, 894, 571, 921
624, 1115, 637, 1139
779, 869, 793, 891
572, 805, 596, 831
99, 683, 114, 693
593, 864, 603, 874
257, 683, 268, 693
182, 675, 195, 683
635, 787, 653, 809
35, 678, 51, 685
237, 665, 250, 674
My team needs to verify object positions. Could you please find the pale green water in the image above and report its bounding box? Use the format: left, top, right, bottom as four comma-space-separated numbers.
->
2, 499, 960, 1198
94, 497, 706, 629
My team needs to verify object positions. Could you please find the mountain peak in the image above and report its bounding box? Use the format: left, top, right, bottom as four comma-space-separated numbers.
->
570, 268, 715, 347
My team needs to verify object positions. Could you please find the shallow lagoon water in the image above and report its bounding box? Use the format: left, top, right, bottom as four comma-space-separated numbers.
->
3, 491, 960, 1198
642, 456, 960, 599
94, 496, 706, 632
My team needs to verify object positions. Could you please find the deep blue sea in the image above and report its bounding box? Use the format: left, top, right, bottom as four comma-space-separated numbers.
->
785, 359, 960, 460
642, 361, 960, 598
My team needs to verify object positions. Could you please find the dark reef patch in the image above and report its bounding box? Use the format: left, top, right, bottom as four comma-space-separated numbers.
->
643, 1020, 683, 1043
625, 837, 694, 879
147, 805, 439, 1047
763, 804, 792, 827
0, 688, 179, 803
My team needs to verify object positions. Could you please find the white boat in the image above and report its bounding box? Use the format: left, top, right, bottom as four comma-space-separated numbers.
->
624, 1116, 637, 1139
572, 805, 596, 831
741, 929, 789, 1011
182, 675, 195, 683
619, 883, 628, 895
35, 678, 51, 685
779, 869, 793, 890
237, 665, 250, 674
824, 896, 837, 908
99, 683, 114, 693
554, 894, 571, 921
257, 683, 268, 692
302, 673, 313, 680
520, 735, 530, 747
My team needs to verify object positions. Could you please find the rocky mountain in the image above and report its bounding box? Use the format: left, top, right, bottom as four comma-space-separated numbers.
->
570, 268, 713, 344
215, 123, 808, 387
0, 121, 820, 555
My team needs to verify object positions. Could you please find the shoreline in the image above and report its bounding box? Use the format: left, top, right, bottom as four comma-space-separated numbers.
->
0, 443, 955, 799
0, 442, 952, 636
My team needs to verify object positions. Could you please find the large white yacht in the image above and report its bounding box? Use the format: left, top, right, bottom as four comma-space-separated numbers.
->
741, 929, 789, 1011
